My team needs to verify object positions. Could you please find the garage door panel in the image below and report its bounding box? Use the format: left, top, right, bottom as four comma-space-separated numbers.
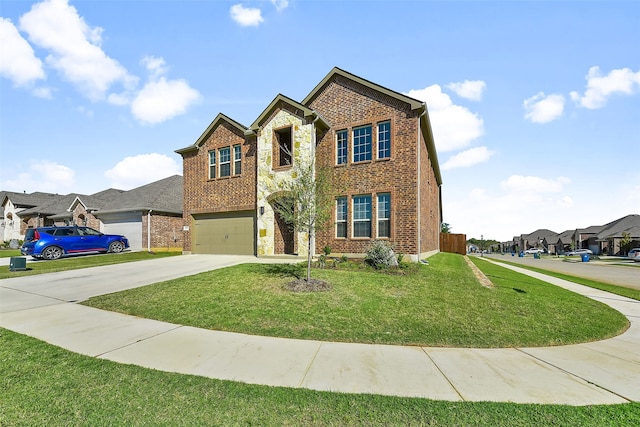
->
100, 214, 143, 251
193, 211, 255, 255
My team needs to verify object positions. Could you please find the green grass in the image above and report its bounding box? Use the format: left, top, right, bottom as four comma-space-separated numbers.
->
486, 257, 640, 301
84, 253, 628, 348
0, 249, 21, 258
0, 251, 180, 279
2, 328, 639, 426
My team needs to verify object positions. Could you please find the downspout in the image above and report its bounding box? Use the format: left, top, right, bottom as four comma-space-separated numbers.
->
417, 109, 427, 260
147, 209, 153, 252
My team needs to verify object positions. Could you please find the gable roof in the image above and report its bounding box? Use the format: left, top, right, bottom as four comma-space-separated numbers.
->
596, 214, 640, 239
247, 93, 330, 135
94, 175, 183, 216
175, 113, 248, 155
302, 67, 425, 111
1, 191, 59, 209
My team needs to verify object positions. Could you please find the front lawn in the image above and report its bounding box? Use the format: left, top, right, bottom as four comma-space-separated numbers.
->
84, 253, 628, 348
2, 328, 639, 426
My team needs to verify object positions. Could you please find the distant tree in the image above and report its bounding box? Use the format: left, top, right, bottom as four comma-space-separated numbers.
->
271, 163, 334, 283
440, 222, 452, 233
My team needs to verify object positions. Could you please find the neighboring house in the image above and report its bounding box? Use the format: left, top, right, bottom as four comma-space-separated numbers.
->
595, 214, 640, 255
176, 67, 443, 261
1, 175, 183, 252
551, 229, 575, 255
573, 224, 605, 254
93, 175, 184, 251
0, 191, 59, 242
518, 229, 558, 253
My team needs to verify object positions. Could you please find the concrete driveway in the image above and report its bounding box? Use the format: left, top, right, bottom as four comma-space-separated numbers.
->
2, 254, 639, 405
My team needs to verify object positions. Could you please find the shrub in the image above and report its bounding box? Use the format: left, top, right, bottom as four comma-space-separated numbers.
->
365, 240, 398, 269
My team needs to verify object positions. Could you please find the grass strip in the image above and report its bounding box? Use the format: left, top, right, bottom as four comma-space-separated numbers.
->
484, 257, 640, 301
84, 253, 628, 348
2, 328, 639, 426
0, 251, 180, 280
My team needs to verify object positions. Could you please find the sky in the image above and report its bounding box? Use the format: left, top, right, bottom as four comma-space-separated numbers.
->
1, 0, 639, 242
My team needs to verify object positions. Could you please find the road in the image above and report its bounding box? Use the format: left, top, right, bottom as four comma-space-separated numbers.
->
482, 253, 640, 290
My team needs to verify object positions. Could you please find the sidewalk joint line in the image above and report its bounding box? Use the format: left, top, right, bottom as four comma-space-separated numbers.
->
421, 347, 465, 402
95, 325, 183, 358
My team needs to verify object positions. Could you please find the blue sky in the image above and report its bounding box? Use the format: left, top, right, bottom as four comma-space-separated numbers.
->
1, 0, 639, 241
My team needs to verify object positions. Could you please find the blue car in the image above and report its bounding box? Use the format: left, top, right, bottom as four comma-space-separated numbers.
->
21, 226, 129, 260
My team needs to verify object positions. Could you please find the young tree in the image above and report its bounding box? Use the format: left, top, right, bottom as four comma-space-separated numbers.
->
620, 232, 633, 255
440, 222, 452, 233
271, 163, 334, 283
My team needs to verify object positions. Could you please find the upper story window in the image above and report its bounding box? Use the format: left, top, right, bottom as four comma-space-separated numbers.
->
377, 121, 391, 159
274, 127, 293, 168
353, 125, 372, 163
352, 195, 372, 238
219, 147, 231, 177
336, 197, 347, 238
208, 151, 216, 179
377, 193, 390, 238
208, 145, 242, 179
234, 144, 242, 175
336, 130, 348, 165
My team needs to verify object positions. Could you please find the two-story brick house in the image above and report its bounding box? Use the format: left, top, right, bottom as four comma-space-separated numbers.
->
176, 67, 442, 261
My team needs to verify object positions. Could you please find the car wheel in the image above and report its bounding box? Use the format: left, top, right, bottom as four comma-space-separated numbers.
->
42, 246, 63, 260
108, 241, 125, 253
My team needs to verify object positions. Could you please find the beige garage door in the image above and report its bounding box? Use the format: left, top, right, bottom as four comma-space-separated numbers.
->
193, 211, 255, 255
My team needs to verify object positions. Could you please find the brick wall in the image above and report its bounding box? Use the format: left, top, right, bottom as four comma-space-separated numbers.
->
142, 213, 183, 250
309, 77, 427, 256
181, 121, 256, 252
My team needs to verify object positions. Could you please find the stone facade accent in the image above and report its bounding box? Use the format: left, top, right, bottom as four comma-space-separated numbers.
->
256, 108, 314, 256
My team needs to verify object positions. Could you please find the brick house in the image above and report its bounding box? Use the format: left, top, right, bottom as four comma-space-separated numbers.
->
176, 67, 443, 261
1, 176, 183, 252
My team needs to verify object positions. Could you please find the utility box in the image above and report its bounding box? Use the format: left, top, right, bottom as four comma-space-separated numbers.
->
9, 257, 27, 271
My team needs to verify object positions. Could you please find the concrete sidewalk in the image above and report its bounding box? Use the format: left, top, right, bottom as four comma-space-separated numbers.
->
1, 255, 639, 405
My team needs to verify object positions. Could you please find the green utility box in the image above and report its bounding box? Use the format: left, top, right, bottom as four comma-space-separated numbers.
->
9, 256, 27, 271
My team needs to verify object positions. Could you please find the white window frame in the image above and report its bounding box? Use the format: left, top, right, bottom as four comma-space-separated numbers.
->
219, 147, 231, 177
233, 144, 242, 175
352, 125, 372, 163
336, 197, 347, 238
352, 195, 372, 238
208, 150, 216, 179
377, 193, 390, 238
377, 121, 391, 159
336, 130, 348, 165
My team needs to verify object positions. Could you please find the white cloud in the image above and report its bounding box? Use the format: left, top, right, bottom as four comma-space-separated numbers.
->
442, 146, 494, 170
271, 0, 289, 11
446, 80, 486, 101
523, 92, 565, 123
230, 4, 264, 27
406, 85, 484, 152
19, 0, 133, 101
141, 55, 168, 79
0, 17, 45, 86
570, 66, 640, 109
3, 160, 75, 193
131, 75, 201, 124
105, 153, 181, 190
500, 175, 570, 194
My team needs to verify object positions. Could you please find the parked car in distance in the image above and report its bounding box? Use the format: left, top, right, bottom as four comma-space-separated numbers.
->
21, 226, 129, 260
565, 248, 593, 256
524, 248, 544, 254
628, 248, 640, 262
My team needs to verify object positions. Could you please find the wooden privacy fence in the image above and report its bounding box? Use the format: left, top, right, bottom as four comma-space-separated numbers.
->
440, 233, 467, 255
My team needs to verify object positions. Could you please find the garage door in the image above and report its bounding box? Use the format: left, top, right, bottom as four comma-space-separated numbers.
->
100, 213, 143, 251
193, 211, 255, 255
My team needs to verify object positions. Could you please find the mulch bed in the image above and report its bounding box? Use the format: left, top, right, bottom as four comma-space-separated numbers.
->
284, 279, 332, 292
